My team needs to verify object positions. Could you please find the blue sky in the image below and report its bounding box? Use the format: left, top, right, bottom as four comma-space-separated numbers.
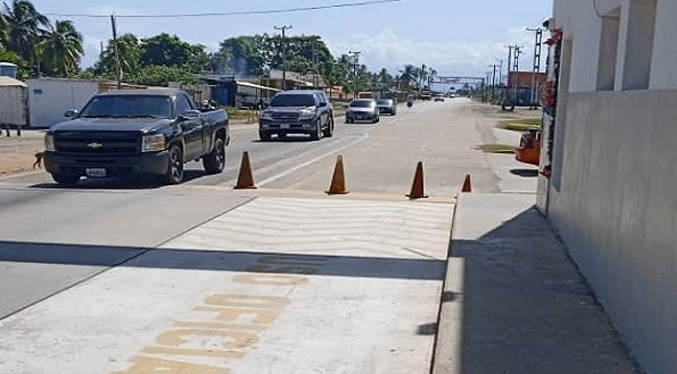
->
29, 0, 553, 76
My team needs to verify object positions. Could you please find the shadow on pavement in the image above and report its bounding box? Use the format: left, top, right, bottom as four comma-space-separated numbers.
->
509, 168, 539, 177
0, 240, 446, 319
0, 240, 445, 281
27, 170, 207, 190
430, 206, 641, 374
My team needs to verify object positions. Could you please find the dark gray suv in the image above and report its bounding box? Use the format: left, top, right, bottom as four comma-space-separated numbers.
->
259, 91, 334, 141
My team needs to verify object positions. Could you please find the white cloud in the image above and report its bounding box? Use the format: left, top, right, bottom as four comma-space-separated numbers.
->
325, 28, 536, 76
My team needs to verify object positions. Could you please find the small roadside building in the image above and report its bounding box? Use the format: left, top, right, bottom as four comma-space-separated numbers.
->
198, 75, 281, 108
0, 76, 27, 128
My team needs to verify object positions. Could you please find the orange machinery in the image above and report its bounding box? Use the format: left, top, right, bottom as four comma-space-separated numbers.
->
515, 127, 542, 166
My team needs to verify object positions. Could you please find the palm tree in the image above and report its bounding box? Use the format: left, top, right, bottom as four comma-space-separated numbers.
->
399, 64, 417, 88
95, 33, 142, 78
36, 20, 83, 77
378, 68, 391, 90
1, 0, 50, 64
0, 12, 8, 49
428, 68, 437, 89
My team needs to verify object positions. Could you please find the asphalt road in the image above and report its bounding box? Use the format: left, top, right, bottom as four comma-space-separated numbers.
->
0, 98, 501, 195
0, 99, 538, 373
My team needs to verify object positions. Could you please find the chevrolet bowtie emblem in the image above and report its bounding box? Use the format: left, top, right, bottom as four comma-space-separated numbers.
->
87, 141, 103, 149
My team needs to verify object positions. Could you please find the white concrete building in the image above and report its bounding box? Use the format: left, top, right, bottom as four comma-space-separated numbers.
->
540, 1, 677, 373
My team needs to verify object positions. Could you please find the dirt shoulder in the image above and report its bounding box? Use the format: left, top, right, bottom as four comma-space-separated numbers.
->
0, 131, 46, 176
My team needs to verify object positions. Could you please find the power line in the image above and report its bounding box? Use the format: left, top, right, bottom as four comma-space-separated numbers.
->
45, 0, 405, 19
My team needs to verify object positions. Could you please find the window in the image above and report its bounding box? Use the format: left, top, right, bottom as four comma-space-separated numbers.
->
79, 95, 173, 119
270, 94, 316, 107
350, 100, 375, 108
597, 8, 620, 91
622, 0, 657, 90
176, 94, 192, 115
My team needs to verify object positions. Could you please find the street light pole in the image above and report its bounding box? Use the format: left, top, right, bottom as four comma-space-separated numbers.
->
348, 50, 361, 98
274, 25, 292, 90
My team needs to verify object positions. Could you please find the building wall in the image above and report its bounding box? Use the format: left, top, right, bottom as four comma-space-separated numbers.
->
0, 85, 26, 126
27, 79, 99, 128
553, 0, 677, 93
545, 1, 677, 373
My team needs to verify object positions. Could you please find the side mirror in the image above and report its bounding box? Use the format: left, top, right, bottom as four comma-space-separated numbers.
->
178, 110, 201, 120
64, 109, 78, 118
319, 102, 328, 108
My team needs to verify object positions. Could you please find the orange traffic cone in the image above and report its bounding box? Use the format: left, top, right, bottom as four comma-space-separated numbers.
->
407, 162, 428, 199
461, 174, 472, 193
234, 151, 257, 189
326, 155, 349, 195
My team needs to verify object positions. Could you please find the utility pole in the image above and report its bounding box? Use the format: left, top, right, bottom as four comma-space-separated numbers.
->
348, 50, 361, 98
110, 14, 122, 89
420, 64, 426, 89
274, 25, 292, 90
497, 59, 504, 86
513, 45, 522, 103
505, 45, 514, 103
527, 27, 544, 108
312, 39, 319, 88
489, 64, 498, 101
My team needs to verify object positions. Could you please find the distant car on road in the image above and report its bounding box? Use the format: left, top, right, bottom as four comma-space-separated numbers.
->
346, 99, 380, 123
376, 99, 397, 116
259, 90, 334, 141
434, 94, 445, 102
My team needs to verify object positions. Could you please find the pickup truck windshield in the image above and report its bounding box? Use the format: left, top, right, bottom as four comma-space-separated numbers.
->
270, 94, 315, 107
79, 95, 173, 119
377, 100, 393, 105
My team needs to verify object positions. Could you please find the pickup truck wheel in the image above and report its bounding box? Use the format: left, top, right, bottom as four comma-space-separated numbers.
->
310, 120, 322, 141
203, 137, 226, 174
323, 117, 334, 138
259, 131, 271, 142
51, 173, 80, 186
164, 145, 184, 184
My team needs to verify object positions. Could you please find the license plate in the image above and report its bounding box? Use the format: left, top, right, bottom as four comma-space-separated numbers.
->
85, 168, 107, 178
281, 124, 290, 129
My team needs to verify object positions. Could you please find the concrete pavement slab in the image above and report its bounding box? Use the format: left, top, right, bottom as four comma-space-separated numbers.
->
0, 187, 252, 321
432, 193, 641, 374
0, 196, 454, 374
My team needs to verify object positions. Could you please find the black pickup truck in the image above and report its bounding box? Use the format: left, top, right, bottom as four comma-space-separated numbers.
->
44, 89, 229, 185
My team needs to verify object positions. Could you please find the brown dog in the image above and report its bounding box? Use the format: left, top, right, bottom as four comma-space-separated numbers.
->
33, 152, 44, 169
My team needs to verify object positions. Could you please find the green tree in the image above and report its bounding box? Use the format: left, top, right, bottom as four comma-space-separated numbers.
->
140, 33, 194, 67
131, 65, 196, 87
1, 0, 49, 66
0, 48, 29, 78
36, 20, 83, 77
399, 65, 418, 88
94, 33, 142, 78
378, 68, 392, 90
0, 11, 8, 49
212, 35, 263, 76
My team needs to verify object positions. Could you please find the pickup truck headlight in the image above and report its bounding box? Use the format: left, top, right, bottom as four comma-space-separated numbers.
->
299, 108, 317, 119
141, 134, 166, 153
260, 110, 273, 120
44, 134, 55, 152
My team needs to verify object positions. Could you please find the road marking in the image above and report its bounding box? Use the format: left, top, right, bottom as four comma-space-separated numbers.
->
257, 133, 370, 187
112, 254, 330, 374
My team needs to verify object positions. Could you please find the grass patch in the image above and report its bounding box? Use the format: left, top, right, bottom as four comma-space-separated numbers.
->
476, 143, 516, 154
497, 118, 542, 132
226, 107, 254, 121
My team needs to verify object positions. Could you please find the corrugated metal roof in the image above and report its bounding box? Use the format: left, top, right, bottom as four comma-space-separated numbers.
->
0, 76, 27, 87
235, 80, 281, 92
